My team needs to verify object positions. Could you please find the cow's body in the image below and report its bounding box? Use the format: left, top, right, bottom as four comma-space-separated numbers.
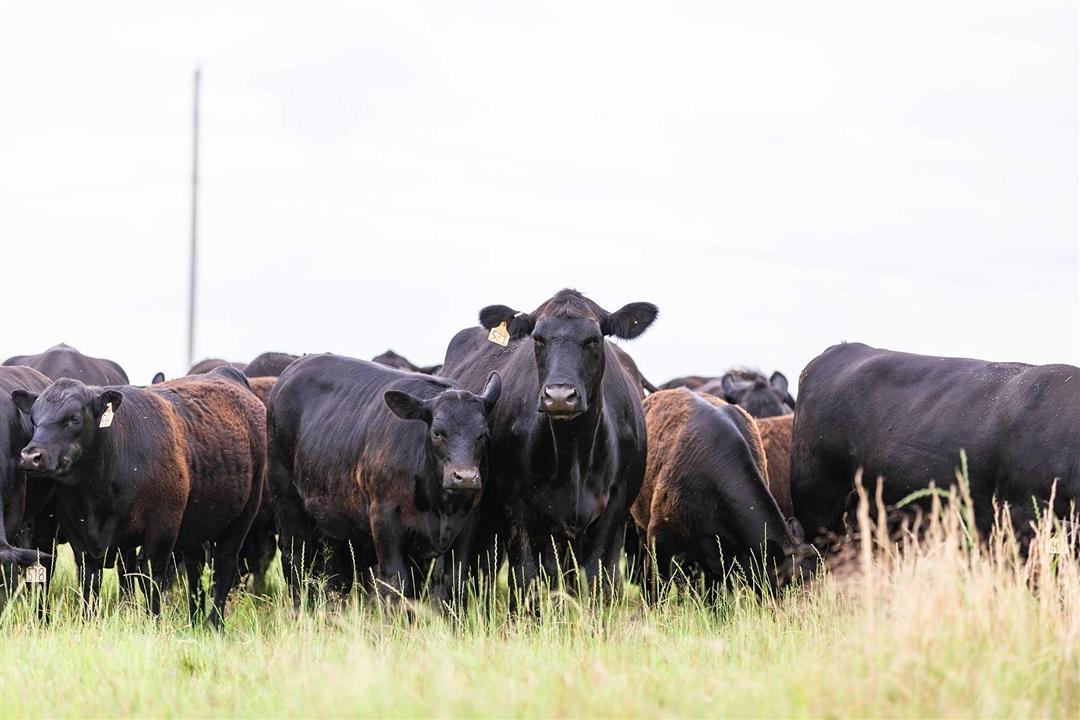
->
756, 414, 795, 518
13, 367, 266, 625
791, 342, 1080, 539
245, 352, 298, 378
632, 390, 813, 595
4, 343, 128, 385
372, 350, 441, 375
268, 354, 499, 606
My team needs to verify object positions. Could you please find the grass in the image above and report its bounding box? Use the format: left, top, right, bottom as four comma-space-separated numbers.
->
1, 483, 1078, 719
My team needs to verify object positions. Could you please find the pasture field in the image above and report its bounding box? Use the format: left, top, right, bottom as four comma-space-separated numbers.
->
2, 490, 1078, 719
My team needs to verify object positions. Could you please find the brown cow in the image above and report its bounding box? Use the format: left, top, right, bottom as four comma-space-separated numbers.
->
12, 367, 265, 626
631, 389, 813, 598
755, 414, 794, 519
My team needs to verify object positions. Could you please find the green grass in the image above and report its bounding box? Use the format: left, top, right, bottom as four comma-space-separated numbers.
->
2, 490, 1078, 719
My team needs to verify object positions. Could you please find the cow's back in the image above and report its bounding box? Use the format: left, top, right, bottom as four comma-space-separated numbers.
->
5, 344, 128, 385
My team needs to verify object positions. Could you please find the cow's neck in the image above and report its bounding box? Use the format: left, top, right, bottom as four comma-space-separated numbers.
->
541, 393, 605, 481
54, 433, 121, 555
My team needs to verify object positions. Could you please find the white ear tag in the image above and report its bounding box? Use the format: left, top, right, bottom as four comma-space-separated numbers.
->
99, 402, 114, 429
25, 562, 47, 584
487, 322, 510, 347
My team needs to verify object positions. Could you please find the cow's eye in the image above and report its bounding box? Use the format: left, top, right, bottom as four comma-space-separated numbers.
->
68, 414, 81, 425
533, 337, 546, 347
431, 430, 445, 441
584, 338, 600, 348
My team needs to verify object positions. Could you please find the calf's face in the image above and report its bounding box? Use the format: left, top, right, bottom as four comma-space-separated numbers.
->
384, 372, 502, 494
11, 379, 123, 482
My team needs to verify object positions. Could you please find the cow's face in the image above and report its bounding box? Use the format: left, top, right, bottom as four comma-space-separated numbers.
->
719, 371, 794, 419
479, 290, 658, 421
11, 379, 123, 483
384, 372, 501, 495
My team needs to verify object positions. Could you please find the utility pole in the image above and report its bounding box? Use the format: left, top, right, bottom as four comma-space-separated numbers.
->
186, 67, 201, 368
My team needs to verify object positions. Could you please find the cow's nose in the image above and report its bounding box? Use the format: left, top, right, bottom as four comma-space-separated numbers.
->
541, 384, 580, 414
19, 448, 43, 470
447, 467, 481, 490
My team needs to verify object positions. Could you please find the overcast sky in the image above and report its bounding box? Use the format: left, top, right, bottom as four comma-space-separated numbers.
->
1, 2, 1077, 386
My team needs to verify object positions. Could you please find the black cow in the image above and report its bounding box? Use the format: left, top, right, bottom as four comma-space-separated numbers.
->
632, 389, 815, 597
700, 369, 794, 419
13, 367, 266, 625
372, 350, 442, 375
3, 344, 131, 592
268, 354, 501, 607
188, 358, 245, 374
0, 366, 52, 585
244, 352, 298, 378
791, 342, 1080, 542
4, 343, 128, 385
440, 289, 657, 607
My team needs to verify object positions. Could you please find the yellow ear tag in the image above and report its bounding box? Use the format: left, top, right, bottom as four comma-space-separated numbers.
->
99, 402, 114, 429
487, 322, 510, 347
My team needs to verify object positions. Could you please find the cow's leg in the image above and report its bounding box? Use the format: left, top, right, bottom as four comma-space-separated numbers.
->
372, 508, 411, 606
80, 554, 104, 617
269, 448, 318, 612
116, 547, 139, 602
183, 551, 206, 625
507, 525, 541, 614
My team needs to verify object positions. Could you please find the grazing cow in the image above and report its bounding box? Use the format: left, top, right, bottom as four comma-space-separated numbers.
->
791, 342, 1080, 542
755, 414, 795, 518
245, 352, 298, 378
0, 366, 52, 581
631, 390, 814, 596
4, 343, 129, 385
12, 367, 265, 625
189, 358, 245, 375
440, 289, 656, 606
372, 350, 442, 375
268, 354, 501, 607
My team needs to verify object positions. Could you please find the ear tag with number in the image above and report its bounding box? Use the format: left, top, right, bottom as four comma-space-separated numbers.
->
488, 322, 510, 347
99, 402, 114, 429
25, 562, 46, 584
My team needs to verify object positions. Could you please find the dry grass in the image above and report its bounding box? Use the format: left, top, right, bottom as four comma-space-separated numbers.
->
1, 475, 1078, 718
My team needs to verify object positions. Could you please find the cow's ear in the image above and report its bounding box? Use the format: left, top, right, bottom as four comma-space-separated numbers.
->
603, 302, 658, 339
11, 390, 38, 415
94, 390, 123, 417
480, 372, 502, 415
151, 371, 166, 385
384, 390, 432, 423
479, 304, 534, 339
719, 373, 739, 401
770, 371, 789, 395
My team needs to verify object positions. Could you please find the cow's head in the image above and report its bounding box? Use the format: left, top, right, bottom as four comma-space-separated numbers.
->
773, 518, 819, 588
479, 289, 658, 420
716, 370, 794, 418
384, 372, 501, 494
12, 378, 123, 483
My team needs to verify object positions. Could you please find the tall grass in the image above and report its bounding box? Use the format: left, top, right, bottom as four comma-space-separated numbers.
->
1, 480, 1078, 718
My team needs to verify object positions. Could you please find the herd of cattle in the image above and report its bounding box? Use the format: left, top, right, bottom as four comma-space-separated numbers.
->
1, 288, 1077, 625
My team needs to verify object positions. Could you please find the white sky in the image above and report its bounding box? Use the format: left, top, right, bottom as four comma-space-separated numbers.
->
2, 2, 1077, 386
